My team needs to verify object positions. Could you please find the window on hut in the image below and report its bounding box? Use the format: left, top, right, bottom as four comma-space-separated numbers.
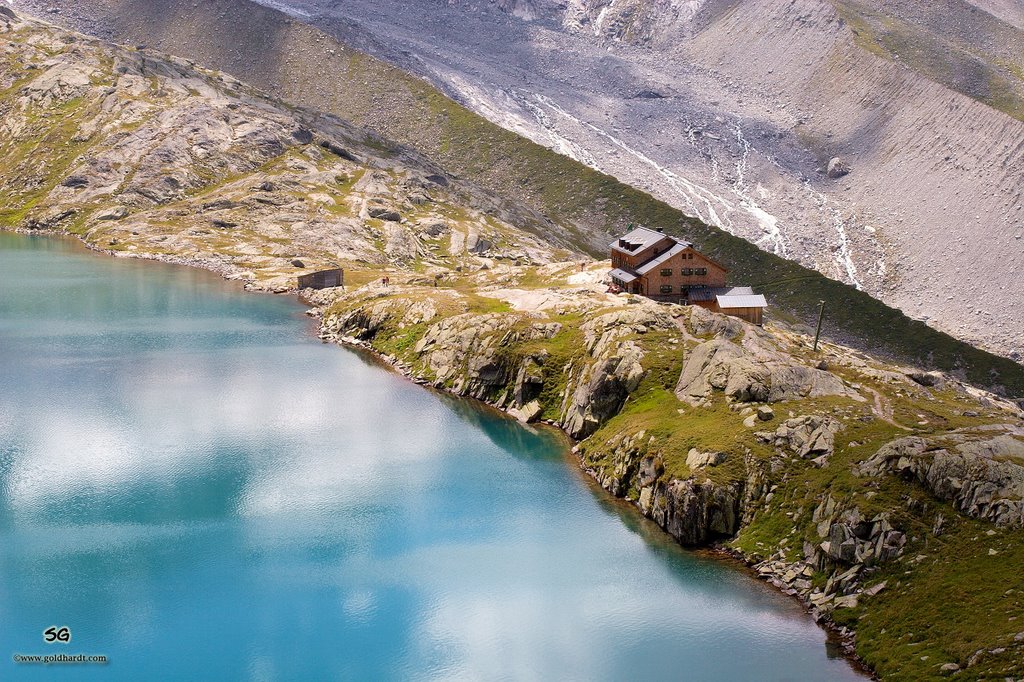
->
659, 285, 672, 294
682, 268, 693, 276
660, 268, 672, 277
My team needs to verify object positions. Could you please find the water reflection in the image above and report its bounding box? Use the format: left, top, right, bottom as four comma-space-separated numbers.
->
431, 387, 564, 461
0, 233, 864, 680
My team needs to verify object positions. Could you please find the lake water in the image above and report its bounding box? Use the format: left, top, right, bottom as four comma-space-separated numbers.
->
0, 233, 863, 680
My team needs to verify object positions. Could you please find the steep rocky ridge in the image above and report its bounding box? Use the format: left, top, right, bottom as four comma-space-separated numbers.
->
11, 0, 1024, 399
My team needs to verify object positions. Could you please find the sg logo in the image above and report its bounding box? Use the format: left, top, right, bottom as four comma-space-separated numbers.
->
43, 626, 71, 644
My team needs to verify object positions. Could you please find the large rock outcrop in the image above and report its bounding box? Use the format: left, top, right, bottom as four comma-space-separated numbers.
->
326, 295, 441, 341
858, 431, 1024, 526
652, 478, 743, 546
583, 430, 746, 546
561, 307, 673, 438
675, 338, 857, 405
757, 415, 843, 462
811, 499, 908, 568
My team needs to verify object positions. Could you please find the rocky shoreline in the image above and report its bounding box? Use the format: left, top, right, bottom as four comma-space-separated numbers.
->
12, 225, 1024, 678
320, 323, 878, 678
13, 226, 252, 281
309, 283, 1024, 679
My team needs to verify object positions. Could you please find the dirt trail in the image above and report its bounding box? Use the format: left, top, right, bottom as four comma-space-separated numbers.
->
863, 385, 914, 431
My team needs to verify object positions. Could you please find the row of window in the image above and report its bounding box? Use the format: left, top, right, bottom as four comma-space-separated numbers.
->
658, 285, 714, 294
660, 268, 708, 277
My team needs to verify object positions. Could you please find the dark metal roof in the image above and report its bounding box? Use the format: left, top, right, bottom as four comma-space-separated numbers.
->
609, 227, 688, 255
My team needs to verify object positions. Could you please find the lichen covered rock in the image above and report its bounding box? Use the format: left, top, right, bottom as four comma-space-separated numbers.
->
858, 431, 1024, 526
675, 338, 856, 405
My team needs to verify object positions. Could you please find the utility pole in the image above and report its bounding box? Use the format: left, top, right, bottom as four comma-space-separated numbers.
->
813, 299, 826, 352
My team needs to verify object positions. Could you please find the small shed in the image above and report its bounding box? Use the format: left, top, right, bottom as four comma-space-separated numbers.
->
298, 268, 344, 290
715, 293, 768, 325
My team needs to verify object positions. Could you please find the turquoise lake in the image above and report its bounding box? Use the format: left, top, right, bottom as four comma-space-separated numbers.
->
0, 233, 864, 680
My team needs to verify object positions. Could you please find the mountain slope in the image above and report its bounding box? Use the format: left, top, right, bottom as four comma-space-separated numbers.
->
11, 0, 1024, 398
0, 8, 578, 289
86, 0, 1023, 362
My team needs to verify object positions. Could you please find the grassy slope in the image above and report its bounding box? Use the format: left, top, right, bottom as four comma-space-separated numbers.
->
728, 390, 1024, 680
64, 0, 1024, 397
831, 0, 1024, 121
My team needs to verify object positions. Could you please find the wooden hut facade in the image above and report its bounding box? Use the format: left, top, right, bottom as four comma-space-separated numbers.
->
608, 227, 767, 324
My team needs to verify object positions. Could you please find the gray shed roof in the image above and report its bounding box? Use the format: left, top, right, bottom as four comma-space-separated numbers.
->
686, 286, 752, 302
636, 242, 689, 274
608, 268, 638, 283
717, 294, 768, 309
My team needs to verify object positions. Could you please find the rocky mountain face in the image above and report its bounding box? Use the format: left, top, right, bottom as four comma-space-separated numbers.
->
95, 0, 1020, 362
0, 9, 576, 290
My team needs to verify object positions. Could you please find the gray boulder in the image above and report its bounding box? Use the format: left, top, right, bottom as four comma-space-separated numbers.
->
95, 206, 128, 221
826, 157, 851, 178
757, 415, 842, 459
675, 339, 855, 405
858, 433, 1024, 526
686, 448, 727, 469
383, 223, 422, 262
368, 206, 402, 222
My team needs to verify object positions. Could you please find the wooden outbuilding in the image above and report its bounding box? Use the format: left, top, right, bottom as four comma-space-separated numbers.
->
714, 293, 767, 325
297, 268, 344, 290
